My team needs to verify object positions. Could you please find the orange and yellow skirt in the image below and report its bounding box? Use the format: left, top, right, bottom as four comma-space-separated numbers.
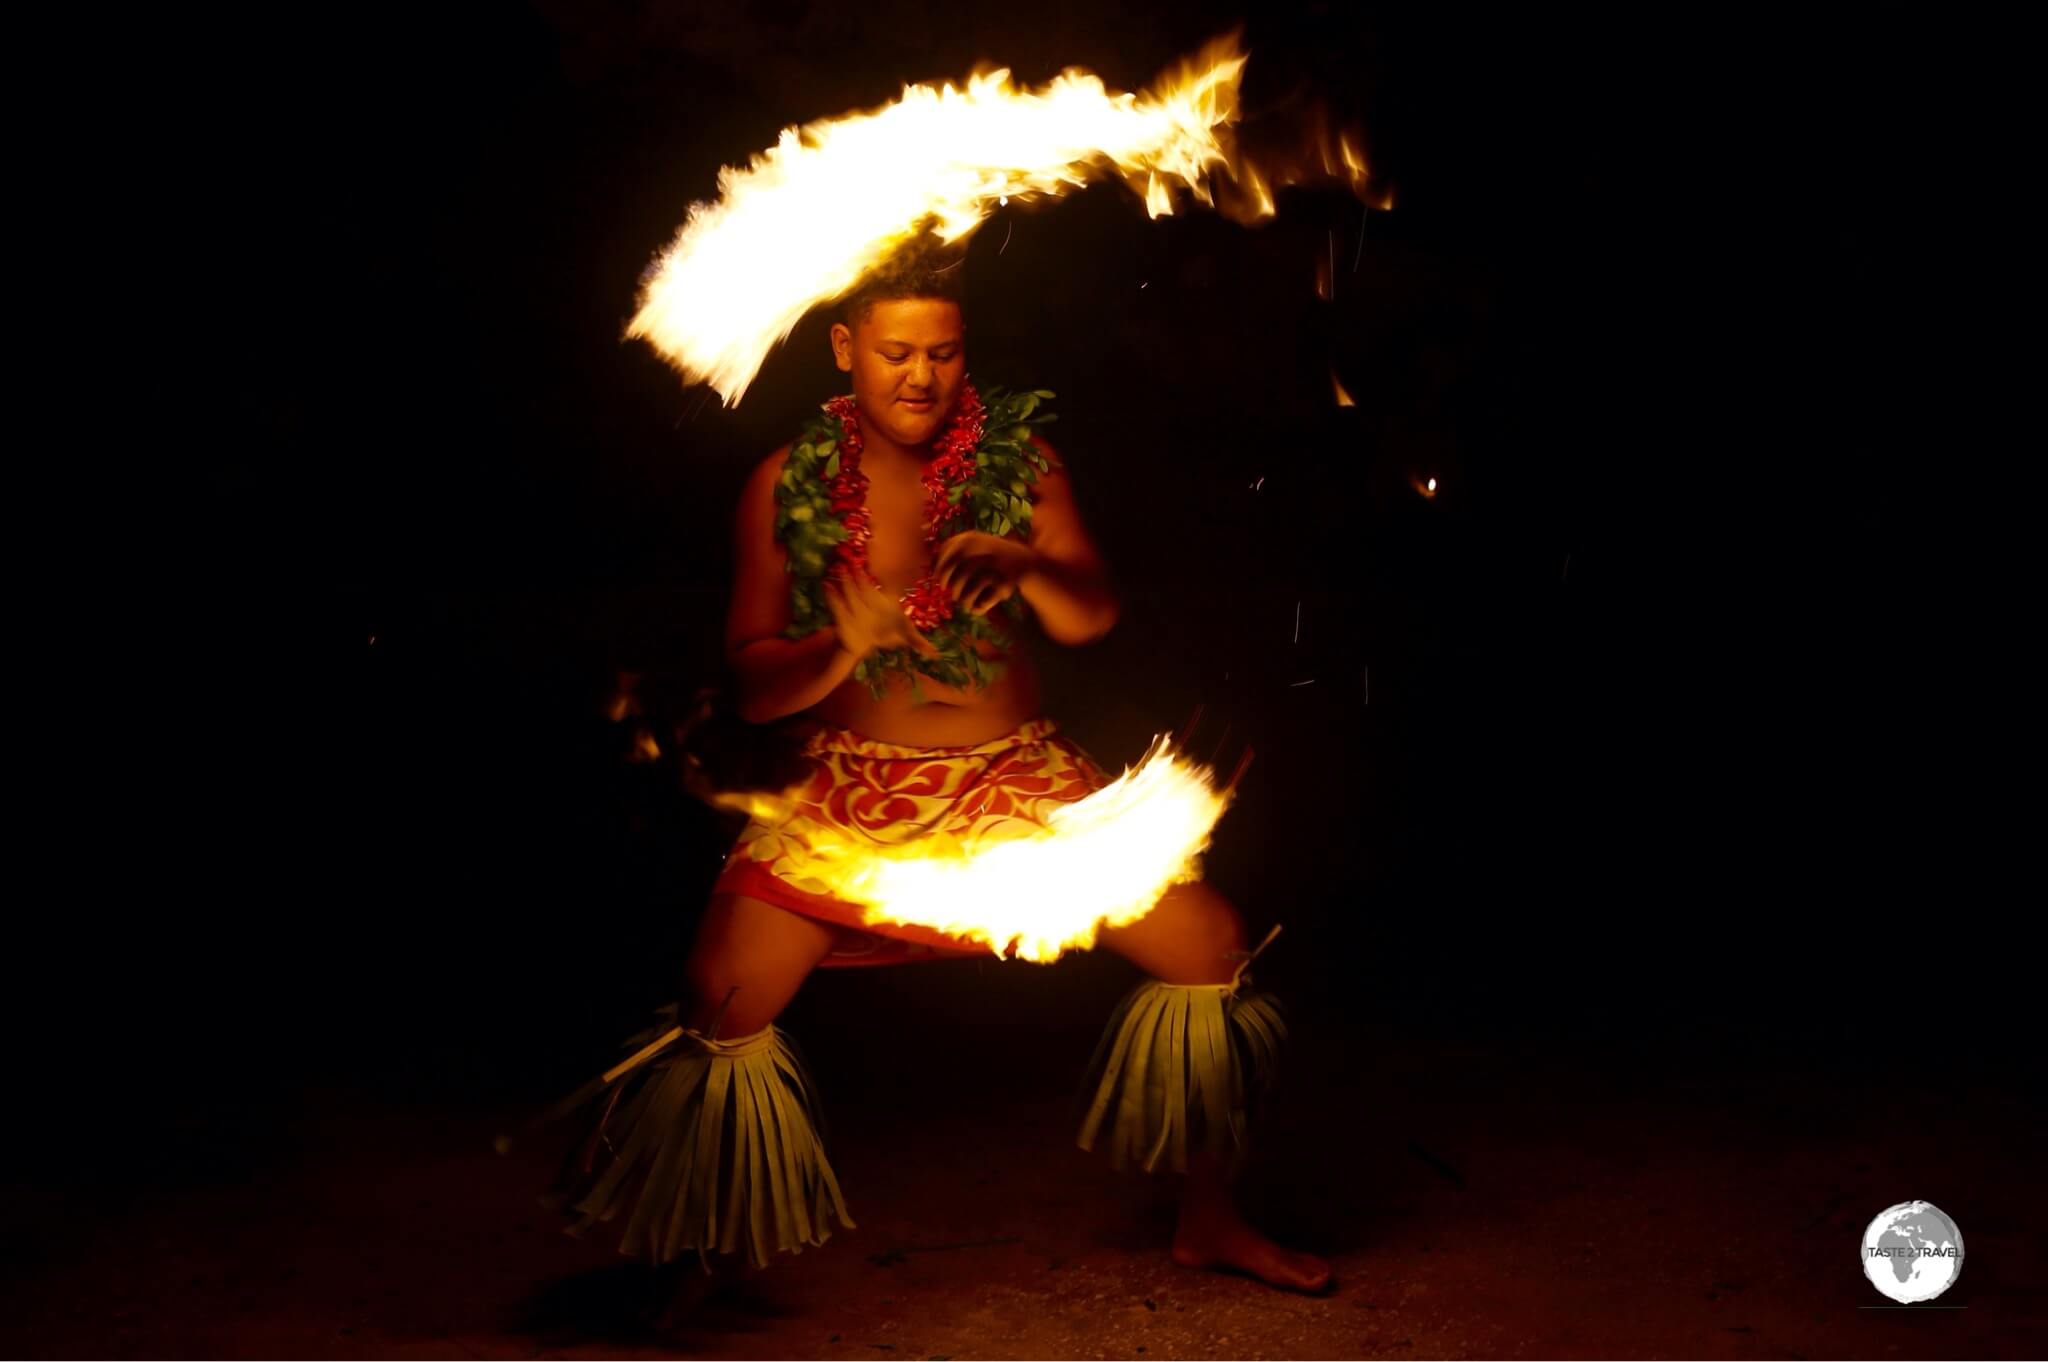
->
710, 717, 1111, 967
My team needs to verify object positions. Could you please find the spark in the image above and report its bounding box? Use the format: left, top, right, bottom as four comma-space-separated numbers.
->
1290, 678, 1316, 687
999, 217, 1013, 254
1292, 600, 1300, 644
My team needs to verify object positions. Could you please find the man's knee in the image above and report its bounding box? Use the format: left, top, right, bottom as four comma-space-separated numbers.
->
681, 956, 747, 1031
1101, 882, 1250, 983
1178, 884, 1249, 960
680, 896, 833, 1035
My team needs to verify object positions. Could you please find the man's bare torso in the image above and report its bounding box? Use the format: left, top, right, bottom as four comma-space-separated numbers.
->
807, 452, 1041, 746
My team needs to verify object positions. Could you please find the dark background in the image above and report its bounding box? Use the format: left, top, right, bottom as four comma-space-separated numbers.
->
52, 0, 2010, 1205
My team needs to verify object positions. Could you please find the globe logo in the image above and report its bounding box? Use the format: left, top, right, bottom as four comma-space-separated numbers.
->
1861, 1201, 1964, 1303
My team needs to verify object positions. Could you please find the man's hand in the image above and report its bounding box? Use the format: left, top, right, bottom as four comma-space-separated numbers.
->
934, 531, 1038, 617
822, 575, 943, 660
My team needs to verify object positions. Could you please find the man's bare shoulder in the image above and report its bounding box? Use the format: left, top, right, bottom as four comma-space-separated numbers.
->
1026, 432, 1066, 472
738, 443, 795, 515
732, 444, 797, 561
1025, 435, 1078, 507
749, 443, 794, 490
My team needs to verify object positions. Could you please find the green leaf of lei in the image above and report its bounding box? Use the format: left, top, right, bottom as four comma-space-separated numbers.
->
777, 383, 1048, 697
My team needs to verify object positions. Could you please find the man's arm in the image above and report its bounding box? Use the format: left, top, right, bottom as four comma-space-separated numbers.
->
725, 448, 859, 723
1017, 438, 1120, 645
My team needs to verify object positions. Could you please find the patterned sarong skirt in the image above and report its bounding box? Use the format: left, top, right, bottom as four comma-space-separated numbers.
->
710, 716, 1112, 967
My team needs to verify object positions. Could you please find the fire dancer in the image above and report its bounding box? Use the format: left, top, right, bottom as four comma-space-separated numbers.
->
548, 237, 1332, 1298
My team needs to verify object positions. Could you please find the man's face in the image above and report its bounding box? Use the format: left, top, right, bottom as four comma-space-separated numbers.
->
830, 297, 965, 451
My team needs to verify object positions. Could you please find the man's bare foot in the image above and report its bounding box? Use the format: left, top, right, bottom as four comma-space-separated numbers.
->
1172, 1206, 1333, 1293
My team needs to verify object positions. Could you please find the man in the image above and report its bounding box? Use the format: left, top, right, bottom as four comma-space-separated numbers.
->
552, 240, 1331, 1299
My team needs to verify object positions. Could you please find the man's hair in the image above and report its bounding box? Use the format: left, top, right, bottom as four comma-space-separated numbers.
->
835, 232, 966, 326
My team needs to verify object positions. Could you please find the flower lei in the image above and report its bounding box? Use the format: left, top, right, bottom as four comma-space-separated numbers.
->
774, 379, 1057, 697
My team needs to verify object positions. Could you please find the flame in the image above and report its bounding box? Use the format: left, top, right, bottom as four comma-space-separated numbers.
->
710, 788, 803, 823
1239, 161, 1275, 219
1332, 369, 1356, 407
627, 34, 1375, 404
719, 735, 1231, 962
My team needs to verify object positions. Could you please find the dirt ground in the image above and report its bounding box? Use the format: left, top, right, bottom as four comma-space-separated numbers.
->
4, 987, 2042, 1360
